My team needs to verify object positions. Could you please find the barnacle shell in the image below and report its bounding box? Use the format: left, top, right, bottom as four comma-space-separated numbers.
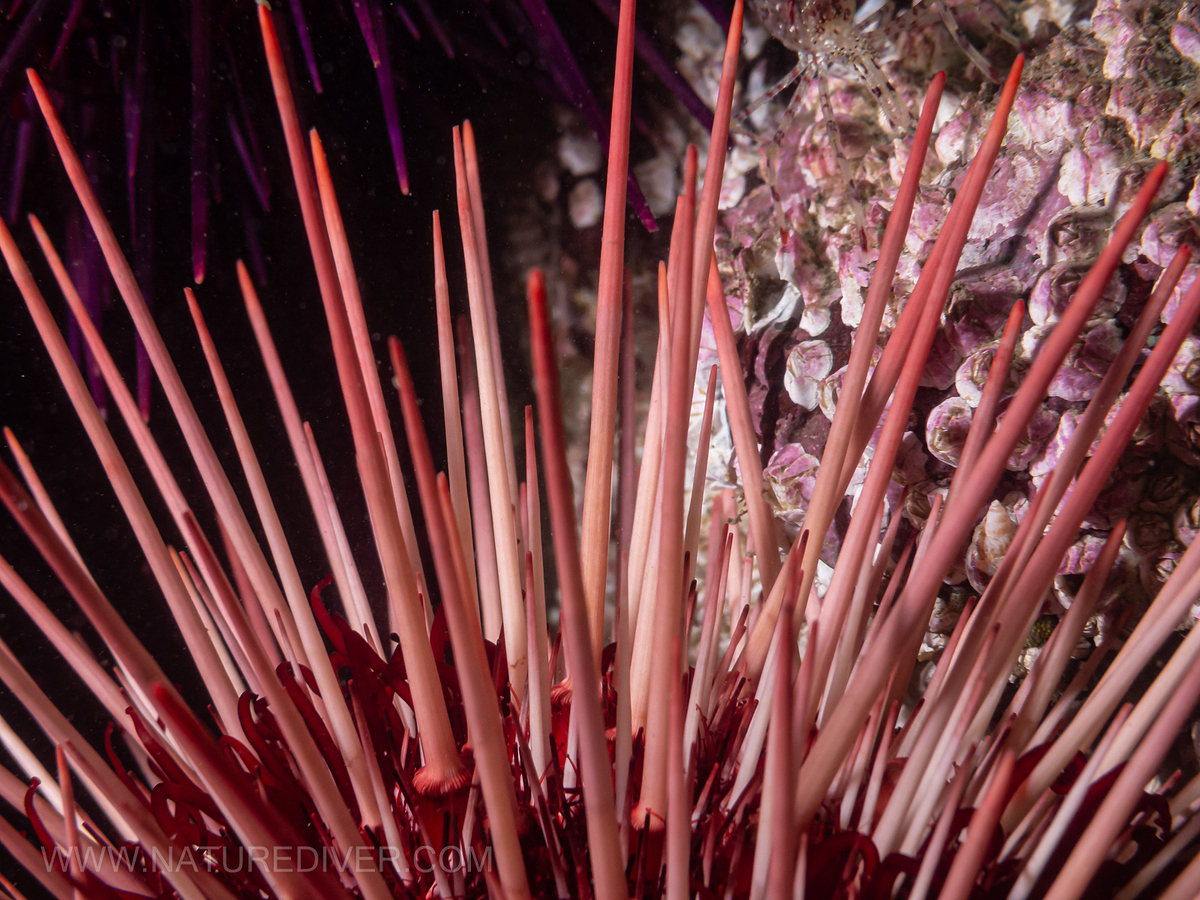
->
955, 346, 996, 406
764, 444, 820, 528
1007, 404, 1060, 472
1058, 123, 1124, 208
925, 396, 974, 467
783, 340, 834, 410
1029, 261, 1126, 328
1175, 4, 1200, 66
919, 632, 948, 662
1174, 493, 1200, 547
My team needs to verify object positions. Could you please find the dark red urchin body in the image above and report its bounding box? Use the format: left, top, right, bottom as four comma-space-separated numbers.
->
1, 2, 1200, 900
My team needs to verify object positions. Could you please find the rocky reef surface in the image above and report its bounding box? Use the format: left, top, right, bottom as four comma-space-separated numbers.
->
695, 0, 1200, 682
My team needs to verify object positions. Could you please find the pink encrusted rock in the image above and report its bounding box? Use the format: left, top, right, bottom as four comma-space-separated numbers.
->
1130, 510, 1175, 555
702, 0, 1200, 596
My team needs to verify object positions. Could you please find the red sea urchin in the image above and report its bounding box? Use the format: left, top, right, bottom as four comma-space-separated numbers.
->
2, 1, 1200, 899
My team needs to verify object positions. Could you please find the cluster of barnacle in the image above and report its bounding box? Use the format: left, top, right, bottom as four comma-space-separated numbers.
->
700, 0, 1200, 688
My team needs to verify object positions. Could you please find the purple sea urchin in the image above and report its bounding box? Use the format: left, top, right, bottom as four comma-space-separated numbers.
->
2, 2, 1200, 900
